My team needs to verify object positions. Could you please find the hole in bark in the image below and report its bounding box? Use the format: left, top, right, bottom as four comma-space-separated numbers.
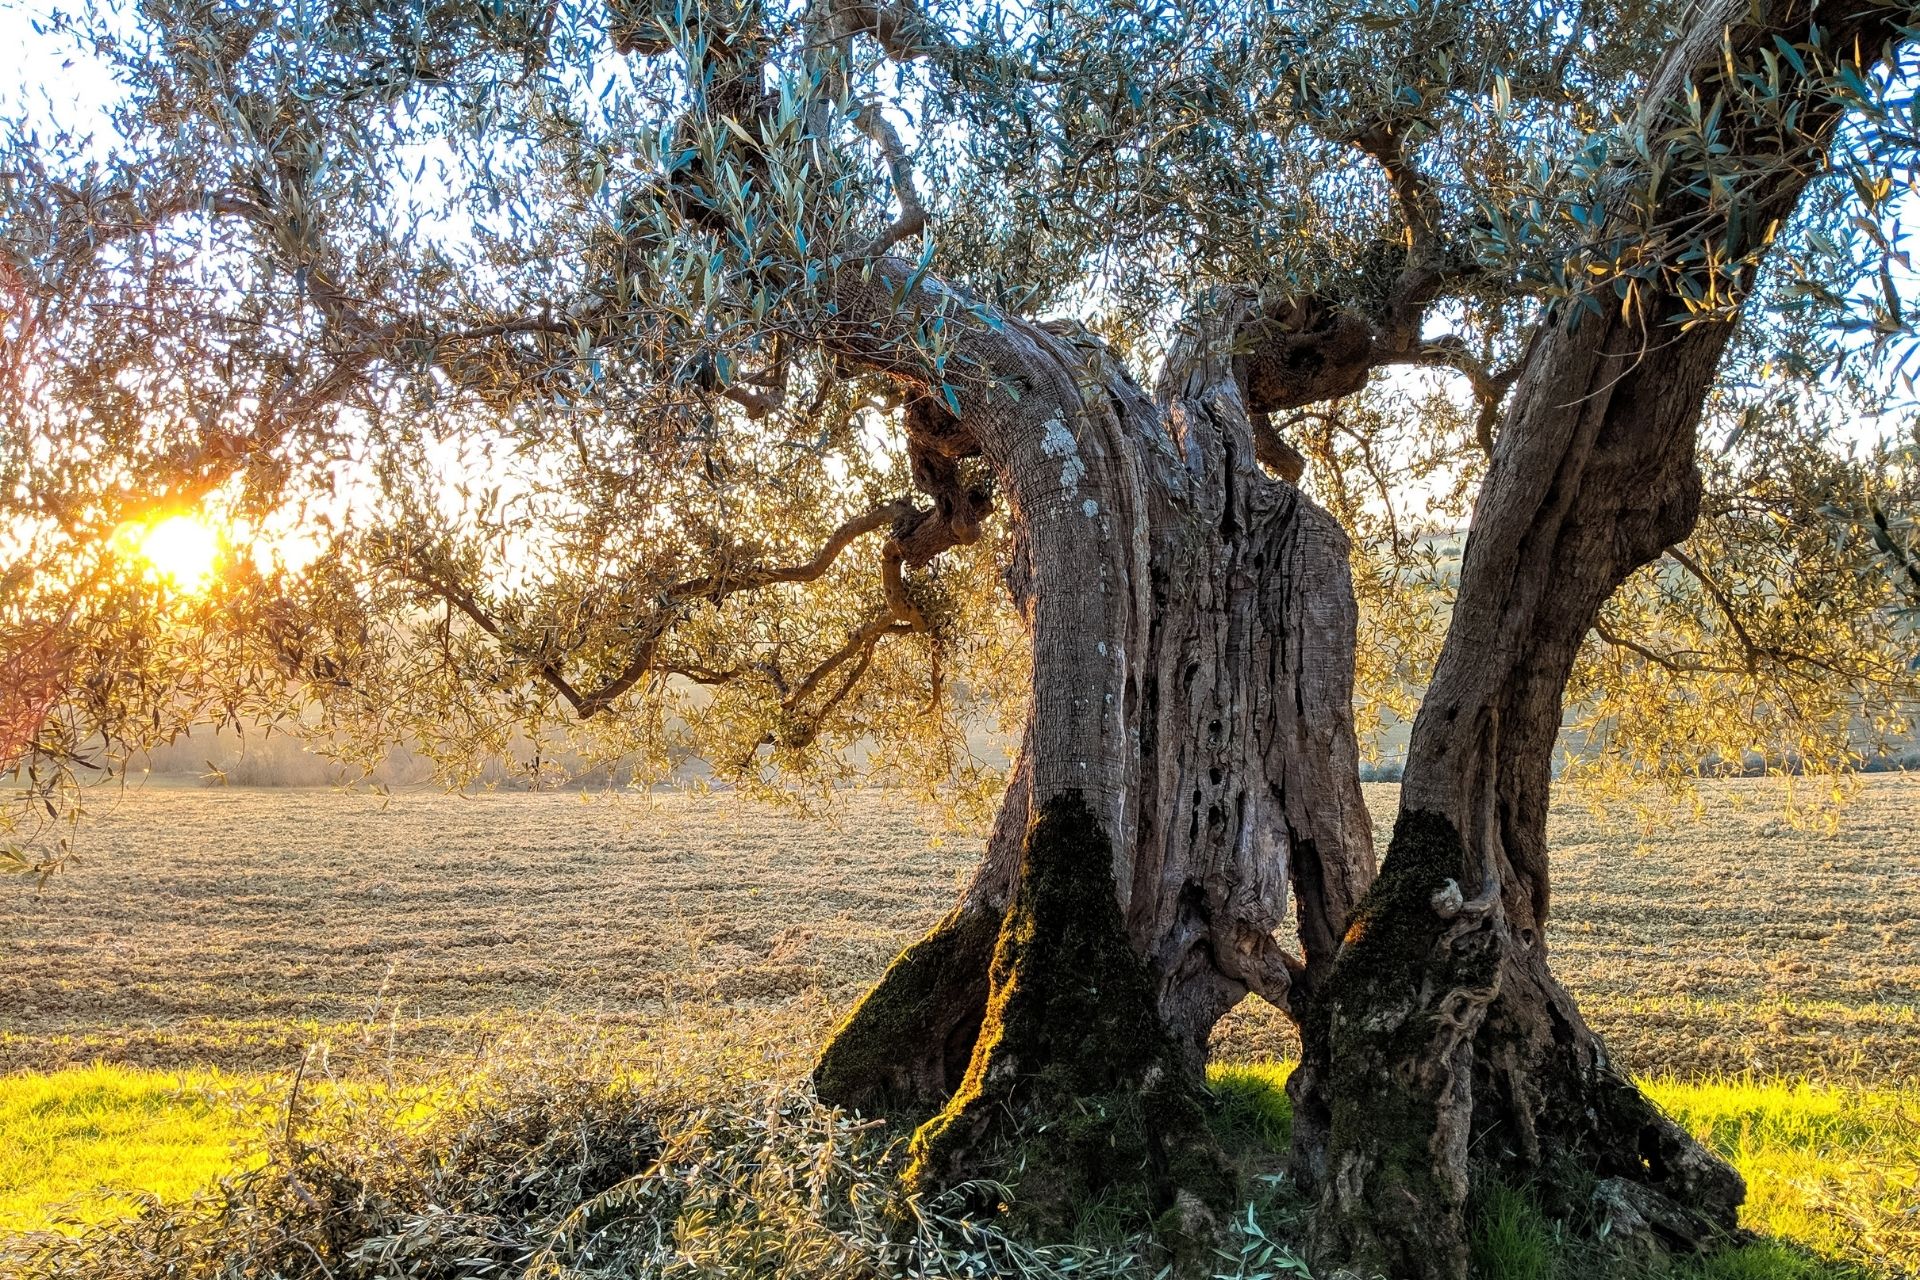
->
1521, 928, 1536, 947
1208, 767, 1223, 786
1638, 1124, 1670, 1179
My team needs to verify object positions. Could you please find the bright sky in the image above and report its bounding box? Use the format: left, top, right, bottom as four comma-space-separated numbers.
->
0, 1, 121, 137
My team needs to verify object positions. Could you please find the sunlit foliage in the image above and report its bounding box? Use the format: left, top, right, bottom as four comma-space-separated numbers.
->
2, 0, 1917, 868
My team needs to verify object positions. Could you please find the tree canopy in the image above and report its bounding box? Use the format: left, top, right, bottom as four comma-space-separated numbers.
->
11, 2, 1920, 1274
2, 0, 1916, 846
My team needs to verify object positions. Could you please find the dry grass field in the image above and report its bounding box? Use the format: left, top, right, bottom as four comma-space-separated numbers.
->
1, 775, 1917, 1277
3, 775, 1914, 1084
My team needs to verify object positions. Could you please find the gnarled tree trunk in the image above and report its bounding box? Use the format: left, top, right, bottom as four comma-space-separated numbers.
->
814, 294, 1376, 1241
818, 4, 1907, 1270
1292, 3, 1908, 1277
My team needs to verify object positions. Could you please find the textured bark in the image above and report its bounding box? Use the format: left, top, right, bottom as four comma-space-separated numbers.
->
1295, 3, 1909, 1277
820, 3, 1909, 1255
902, 790, 1236, 1256
813, 288, 1375, 1236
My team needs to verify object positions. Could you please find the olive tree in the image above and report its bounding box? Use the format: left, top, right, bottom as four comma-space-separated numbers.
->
4, 0, 1918, 1276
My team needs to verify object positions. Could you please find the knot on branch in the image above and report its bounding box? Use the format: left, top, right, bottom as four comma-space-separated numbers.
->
897, 394, 991, 565
904, 393, 977, 458
1237, 296, 1379, 414
891, 487, 991, 566
825, 0, 946, 62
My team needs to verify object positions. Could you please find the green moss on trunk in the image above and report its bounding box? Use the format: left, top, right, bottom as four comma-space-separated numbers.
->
813, 903, 1001, 1119
902, 791, 1235, 1257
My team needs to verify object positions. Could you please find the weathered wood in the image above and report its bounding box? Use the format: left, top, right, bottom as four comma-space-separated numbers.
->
814, 287, 1376, 1237
1295, 2, 1911, 1275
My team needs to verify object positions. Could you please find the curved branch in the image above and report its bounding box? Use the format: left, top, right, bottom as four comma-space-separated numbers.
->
1591, 620, 1745, 675
1249, 411, 1310, 483
783, 613, 920, 718
408, 565, 596, 714
855, 106, 929, 256
1664, 544, 1893, 681
668, 499, 915, 600
1348, 123, 1454, 323
400, 499, 921, 719
1387, 332, 1529, 455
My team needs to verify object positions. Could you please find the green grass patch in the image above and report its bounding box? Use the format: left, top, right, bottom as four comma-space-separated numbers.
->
3, 1060, 1914, 1280
1207, 1060, 1294, 1152
1206, 1063, 1915, 1279
1653, 1076, 1919, 1277
0, 1064, 261, 1234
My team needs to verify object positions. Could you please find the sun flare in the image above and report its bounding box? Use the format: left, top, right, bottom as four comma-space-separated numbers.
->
135, 514, 221, 592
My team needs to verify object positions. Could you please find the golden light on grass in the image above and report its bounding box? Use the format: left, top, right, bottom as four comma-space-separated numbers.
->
133, 514, 221, 592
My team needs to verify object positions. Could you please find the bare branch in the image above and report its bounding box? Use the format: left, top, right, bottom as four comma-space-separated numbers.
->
397, 499, 923, 720
668, 500, 915, 600
855, 106, 929, 256
1592, 620, 1745, 675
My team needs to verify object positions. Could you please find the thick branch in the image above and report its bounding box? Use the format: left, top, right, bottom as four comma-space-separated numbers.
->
1249, 411, 1309, 483
830, 0, 952, 62
669, 500, 915, 600
1348, 123, 1458, 327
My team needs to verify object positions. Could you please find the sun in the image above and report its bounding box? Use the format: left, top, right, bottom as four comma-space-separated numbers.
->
135, 514, 222, 592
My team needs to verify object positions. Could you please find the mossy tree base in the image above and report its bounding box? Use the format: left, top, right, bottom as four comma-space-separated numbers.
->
1294, 809, 1504, 1280
1293, 810, 1743, 1280
902, 792, 1237, 1262
812, 901, 1001, 1121
1473, 928, 1746, 1249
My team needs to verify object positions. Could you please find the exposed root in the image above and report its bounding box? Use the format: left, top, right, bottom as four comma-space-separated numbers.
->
812, 901, 1000, 1120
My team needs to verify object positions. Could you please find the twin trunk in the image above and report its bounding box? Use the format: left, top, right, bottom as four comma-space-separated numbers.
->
811, 4, 1912, 1267
812, 296, 1738, 1276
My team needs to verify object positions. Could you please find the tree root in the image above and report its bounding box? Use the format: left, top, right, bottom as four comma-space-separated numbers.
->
812, 901, 1001, 1120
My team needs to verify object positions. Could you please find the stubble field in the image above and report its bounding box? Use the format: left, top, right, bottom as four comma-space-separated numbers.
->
4, 775, 1915, 1084
2, 775, 1918, 1276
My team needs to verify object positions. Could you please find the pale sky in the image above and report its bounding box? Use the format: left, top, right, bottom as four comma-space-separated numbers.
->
1, 1, 123, 138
